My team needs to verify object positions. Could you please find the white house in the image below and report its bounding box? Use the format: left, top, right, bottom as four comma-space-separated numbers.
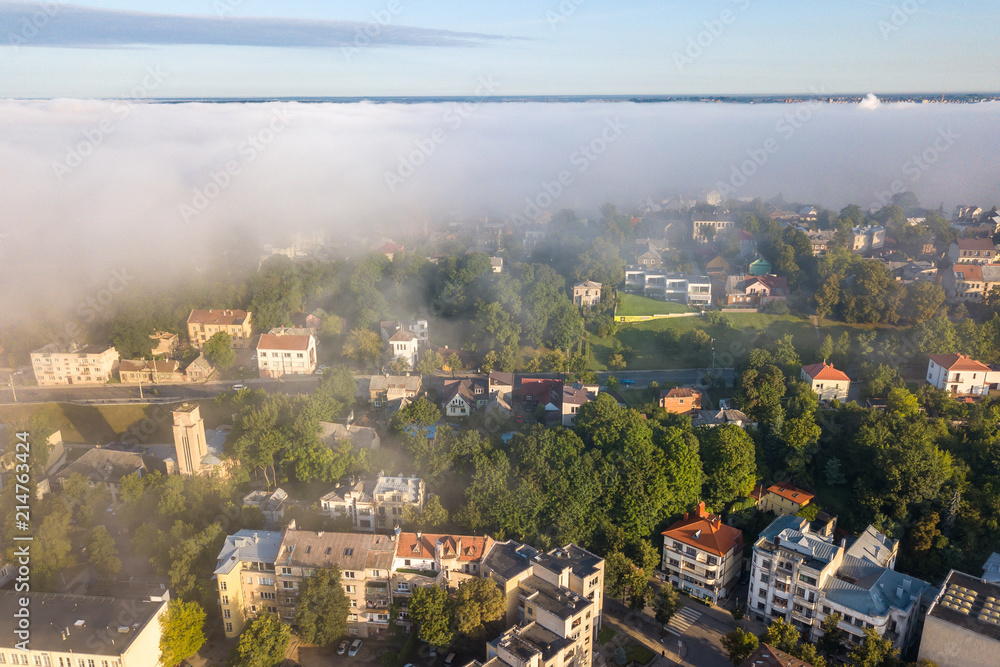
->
801, 363, 851, 401
441, 378, 488, 418
926, 354, 999, 396
388, 330, 419, 369
257, 332, 317, 377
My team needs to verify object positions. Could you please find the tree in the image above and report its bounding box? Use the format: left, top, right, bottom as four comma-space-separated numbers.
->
608, 353, 627, 371
819, 334, 834, 362
110, 319, 156, 359
761, 617, 801, 653
454, 577, 505, 636
295, 567, 350, 646
204, 332, 235, 370
86, 525, 121, 579
409, 585, 453, 649
403, 494, 449, 531
886, 387, 919, 416
226, 613, 290, 667
722, 628, 759, 665
391, 396, 442, 435
343, 328, 384, 369
849, 627, 900, 667
700, 425, 757, 510
904, 281, 946, 324
653, 586, 682, 628
159, 599, 207, 667
817, 612, 845, 655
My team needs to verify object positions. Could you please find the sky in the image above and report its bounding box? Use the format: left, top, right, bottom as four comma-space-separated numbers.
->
0, 0, 998, 97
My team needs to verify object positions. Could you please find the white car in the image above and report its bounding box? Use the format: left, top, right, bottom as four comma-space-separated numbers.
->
337, 640, 348, 655
231, 384, 245, 391
348, 639, 362, 657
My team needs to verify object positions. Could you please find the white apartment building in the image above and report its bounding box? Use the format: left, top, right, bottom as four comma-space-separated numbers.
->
31, 343, 119, 386
320, 475, 425, 531
623, 269, 712, 307
748, 516, 931, 653
388, 330, 419, 369
693, 219, 735, 243
256, 332, 317, 378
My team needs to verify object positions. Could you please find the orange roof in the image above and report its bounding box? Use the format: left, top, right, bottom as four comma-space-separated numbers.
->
927, 353, 991, 372
662, 503, 743, 558
664, 387, 701, 399
257, 333, 313, 351
801, 362, 850, 382
955, 238, 996, 251
765, 484, 814, 505
954, 264, 984, 281
395, 532, 493, 562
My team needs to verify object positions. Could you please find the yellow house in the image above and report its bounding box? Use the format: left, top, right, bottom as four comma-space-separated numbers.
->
187, 309, 253, 349
757, 483, 814, 516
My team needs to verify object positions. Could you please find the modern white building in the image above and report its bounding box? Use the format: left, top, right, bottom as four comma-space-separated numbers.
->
256, 332, 317, 377
623, 269, 711, 306
388, 330, 419, 369
30, 343, 120, 386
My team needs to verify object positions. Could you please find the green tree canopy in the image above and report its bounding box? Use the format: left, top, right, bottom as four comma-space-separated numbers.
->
295, 566, 351, 646
409, 585, 453, 649
204, 332, 235, 370
159, 599, 207, 667
226, 613, 290, 667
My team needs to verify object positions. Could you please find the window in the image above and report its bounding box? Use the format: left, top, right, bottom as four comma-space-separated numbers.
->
281, 567, 292, 575
760, 574, 769, 584
351, 599, 358, 608
220, 581, 227, 591
224, 609, 231, 619
397, 582, 410, 592
343, 571, 356, 579
345, 585, 356, 594
822, 606, 832, 615
283, 582, 295, 589
226, 622, 233, 633
345, 548, 354, 556
221, 595, 229, 604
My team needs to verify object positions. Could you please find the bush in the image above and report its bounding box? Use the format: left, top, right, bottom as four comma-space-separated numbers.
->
762, 300, 790, 315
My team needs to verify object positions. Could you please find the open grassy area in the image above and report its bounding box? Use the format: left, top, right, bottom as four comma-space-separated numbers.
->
625, 644, 657, 665
616, 294, 696, 317
596, 627, 616, 645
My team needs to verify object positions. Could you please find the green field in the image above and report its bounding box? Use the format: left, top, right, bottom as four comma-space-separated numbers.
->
615, 294, 696, 317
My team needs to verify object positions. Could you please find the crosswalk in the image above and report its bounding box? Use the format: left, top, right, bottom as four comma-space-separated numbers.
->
664, 605, 702, 636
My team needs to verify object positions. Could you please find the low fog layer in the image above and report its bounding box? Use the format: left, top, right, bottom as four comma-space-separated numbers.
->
0, 99, 998, 323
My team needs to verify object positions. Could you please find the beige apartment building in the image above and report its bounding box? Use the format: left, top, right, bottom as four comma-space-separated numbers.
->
215, 530, 285, 638
319, 475, 424, 531
187, 309, 253, 349
660, 502, 743, 604
31, 342, 119, 386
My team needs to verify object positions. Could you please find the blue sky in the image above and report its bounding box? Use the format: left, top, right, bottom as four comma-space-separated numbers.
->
0, 0, 997, 97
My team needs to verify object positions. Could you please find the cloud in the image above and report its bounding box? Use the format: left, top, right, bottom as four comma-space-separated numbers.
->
859, 93, 882, 110
0, 2, 509, 49
0, 99, 998, 327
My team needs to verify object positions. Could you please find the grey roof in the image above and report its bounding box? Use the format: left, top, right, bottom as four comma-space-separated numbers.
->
55, 448, 146, 484
846, 525, 897, 567
928, 570, 1000, 641
321, 478, 374, 504
983, 552, 1000, 584
319, 422, 380, 450
214, 529, 284, 575
373, 475, 422, 503
824, 559, 929, 618
0, 591, 166, 657
483, 539, 539, 582
981, 265, 1000, 282
535, 544, 603, 580
369, 374, 421, 393
520, 574, 592, 620
757, 516, 840, 567
510, 623, 573, 661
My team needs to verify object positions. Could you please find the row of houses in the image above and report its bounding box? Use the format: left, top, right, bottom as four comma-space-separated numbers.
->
623, 268, 712, 306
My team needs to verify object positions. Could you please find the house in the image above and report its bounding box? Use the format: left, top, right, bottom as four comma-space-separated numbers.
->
756, 484, 814, 517
901, 261, 937, 283
490, 256, 504, 273
119, 359, 183, 384
186, 309, 252, 349
739, 643, 817, 667
30, 343, 119, 386
692, 408, 753, 428
926, 354, 998, 396
368, 374, 421, 406
949, 238, 998, 264
392, 532, 494, 589
320, 478, 376, 529
660, 502, 743, 604
918, 569, 1000, 667
388, 330, 419, 369
432, 346, 475, 371
379, 241, 405, 261
519, 378, 563, 423
738, 229, 757, 256
373, 476, 425, 529
634, 242, 663, 267
381, 319, 430, 347
242, 487, 289, 527
801, 363, 851, 402
319, 422, 381, 450
748, 516, 932, 651
149, 331, 178, 357
724, 274, 789, 308
851, 226, 886, 254
705, 255, 731, 279
183, 353, 215, 381
693, 219, 736, 243
806, 230, 836, 256
660, 387, 703, 415
441, 377, 489, 418
0, 591, 168, 667
748, 257, 772, 276
562, 383, 598, 426
54, 448, 146, 503
945, 263, 1000, 302
256, 331, 317, 377
573, 281, 603, 308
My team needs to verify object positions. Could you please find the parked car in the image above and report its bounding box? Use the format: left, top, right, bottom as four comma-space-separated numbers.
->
348, 639, 363, 656
337, 641, 349, 655
445, 653, 456, 667
232, 383, 246, 391
619, 378, 635, 386
429, 646, 437, 658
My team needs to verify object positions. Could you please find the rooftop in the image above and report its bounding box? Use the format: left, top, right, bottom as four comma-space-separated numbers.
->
520, 574, 592, 620
739, 643, 816, 667
765, 484, 814, 506
214, 529, 284, 575
534, 544, 604, 580
801, 362, 850, 382
55, 448, 146, 484
483, 539, 539, 582
928, 570, 1000, 641
928, 353, 991, 373
663, 502, 743, 558
187, 309, 249, 325
395, 533, 493, 563
257, 333, 314, 351
277, 530, 396, 572
954, 238, 997, 251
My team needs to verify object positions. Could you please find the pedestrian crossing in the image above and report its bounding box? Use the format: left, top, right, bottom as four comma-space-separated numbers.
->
664, 605, 702, 636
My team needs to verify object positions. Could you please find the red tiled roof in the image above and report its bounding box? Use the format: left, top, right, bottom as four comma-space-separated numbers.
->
927, 353, 991, 372
257, 333, 313, 351
739, 644, 815, 667
955, 238, 996, 251
662, 503, 743, 558
953, 264, 984, 281
663, 387, 701, 399
766, 484, 814, 505
395, 533, 493, 562
801, 362, 850, 382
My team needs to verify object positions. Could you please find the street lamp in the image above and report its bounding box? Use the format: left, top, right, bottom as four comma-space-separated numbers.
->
7, 373, 16, 403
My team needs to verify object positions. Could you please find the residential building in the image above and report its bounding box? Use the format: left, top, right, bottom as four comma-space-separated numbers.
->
625, 270, 711, 306
53, 448, 146, 503
183, 353, 215, 381
242, 488, 289, 527
118, 359, 183, 384
705, 255, 731, 279
693, 219, 735, 243
491, 257, 504, 273
562, 383, 598, 426
901, 261, 938, 283
573, 281, 603, 308
851, 226, 886, 254
926, 354, 999, 396
519, 378, 564, 425
172, 403, 209, 476
31, 343, 119, 386
949, 238, 998, 264
149, 331, 179, 357
757, 484, 815, 517
319, 422, 381, 450
660, 502, 743, 604
748, 516, 931, 651
214, 529, 288, 637
692, 408, 753, 429
379, 241, 405, 261
433, 346, 476, 371
806, 230, 836, 256
319, 474, 423, 531
368, 374, 421, 406
740, 643, 817, 667
918, 569, 1000, 667
724, 274, 789, 309
748, 257, 772, 276
380, 319, 429, 348
633, 243, 663, 267
388, 330, 419, 368
945, 263, 1000, 302
0, 591, 168, 667
186, 309, 252, 349
256, 331, 317, 377
441, 377, 489, 418
800, 363, 851, 402
738, 230, 757, 257
659, 387, 703, 415
320, 478, 376, 530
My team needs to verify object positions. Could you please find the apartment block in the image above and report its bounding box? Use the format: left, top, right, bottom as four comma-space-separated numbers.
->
660, 502, 743, 604
319, 475, 424, 531
0, 591, 168, 667
622, 269, 712, 306
748, 516, 931, 653
256, 331, 317, 378
186, 309, 253, 350
918, 569, 1000, 667
31, 343, 119, 386
215, 530, 285, 638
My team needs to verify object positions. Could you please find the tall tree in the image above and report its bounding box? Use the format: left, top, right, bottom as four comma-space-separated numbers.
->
159, 599, 207, 667
409, 585, 453, 649
204, 332, 235, 370
722, 628, 759, 666
226, 613, 290, 667
700, 425, 757, 510
86, 525, 121, 579
848, 628, 900, 667
454, 578, 505, 636
295, 567, 351, 646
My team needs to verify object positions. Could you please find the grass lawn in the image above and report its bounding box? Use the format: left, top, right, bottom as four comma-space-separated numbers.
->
625, 645, 657, 665
596, 627, 616, 645
616, 294, 696, 317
